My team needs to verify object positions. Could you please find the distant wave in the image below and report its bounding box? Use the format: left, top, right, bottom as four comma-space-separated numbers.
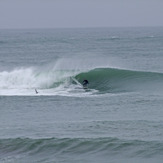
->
96, 36, 121, 41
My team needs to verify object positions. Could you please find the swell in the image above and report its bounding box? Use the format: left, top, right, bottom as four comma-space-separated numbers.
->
0, 137, 163, 161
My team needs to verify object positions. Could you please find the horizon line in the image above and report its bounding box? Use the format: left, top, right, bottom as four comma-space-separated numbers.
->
0, 25, 163, 30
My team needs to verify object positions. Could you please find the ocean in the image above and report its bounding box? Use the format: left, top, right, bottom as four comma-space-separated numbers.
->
0, 27, 163, 163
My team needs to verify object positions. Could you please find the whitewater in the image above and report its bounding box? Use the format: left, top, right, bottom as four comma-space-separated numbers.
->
0, 27, 163, 163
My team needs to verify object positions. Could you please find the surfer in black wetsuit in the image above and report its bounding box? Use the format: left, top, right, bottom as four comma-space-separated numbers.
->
82, 79, 89, 88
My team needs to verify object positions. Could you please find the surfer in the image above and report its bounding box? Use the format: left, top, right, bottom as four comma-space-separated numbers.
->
82, 79, 89, 88
35, 89, 38, 94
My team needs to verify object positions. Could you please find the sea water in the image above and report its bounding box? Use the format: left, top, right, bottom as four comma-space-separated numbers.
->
0, 27, 163, 163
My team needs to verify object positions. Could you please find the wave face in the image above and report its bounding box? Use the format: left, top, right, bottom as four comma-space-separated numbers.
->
1, 137, 163, 163
0, 67, 163, 96
75, 68, 163, 93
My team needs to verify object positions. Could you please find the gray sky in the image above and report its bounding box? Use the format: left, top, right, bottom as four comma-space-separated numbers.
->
0, 0, 163, 29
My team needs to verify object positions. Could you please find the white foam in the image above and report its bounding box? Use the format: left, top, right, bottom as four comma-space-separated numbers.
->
0, 65, 97, 97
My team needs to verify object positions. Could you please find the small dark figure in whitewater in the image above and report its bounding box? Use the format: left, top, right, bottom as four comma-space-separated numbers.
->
35, 89, 38, 94
82, 79, 89, 89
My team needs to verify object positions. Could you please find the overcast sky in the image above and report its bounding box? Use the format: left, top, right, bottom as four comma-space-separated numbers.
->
0, 0, 163, 29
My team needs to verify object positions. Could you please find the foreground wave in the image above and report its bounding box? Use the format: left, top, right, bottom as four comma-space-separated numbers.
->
0, 137, 163, 162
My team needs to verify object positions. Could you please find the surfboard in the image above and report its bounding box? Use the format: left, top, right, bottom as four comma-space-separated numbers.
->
71, 77, 83, 87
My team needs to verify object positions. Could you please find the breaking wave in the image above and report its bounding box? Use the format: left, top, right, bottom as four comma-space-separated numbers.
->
0, 66, 163, 96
